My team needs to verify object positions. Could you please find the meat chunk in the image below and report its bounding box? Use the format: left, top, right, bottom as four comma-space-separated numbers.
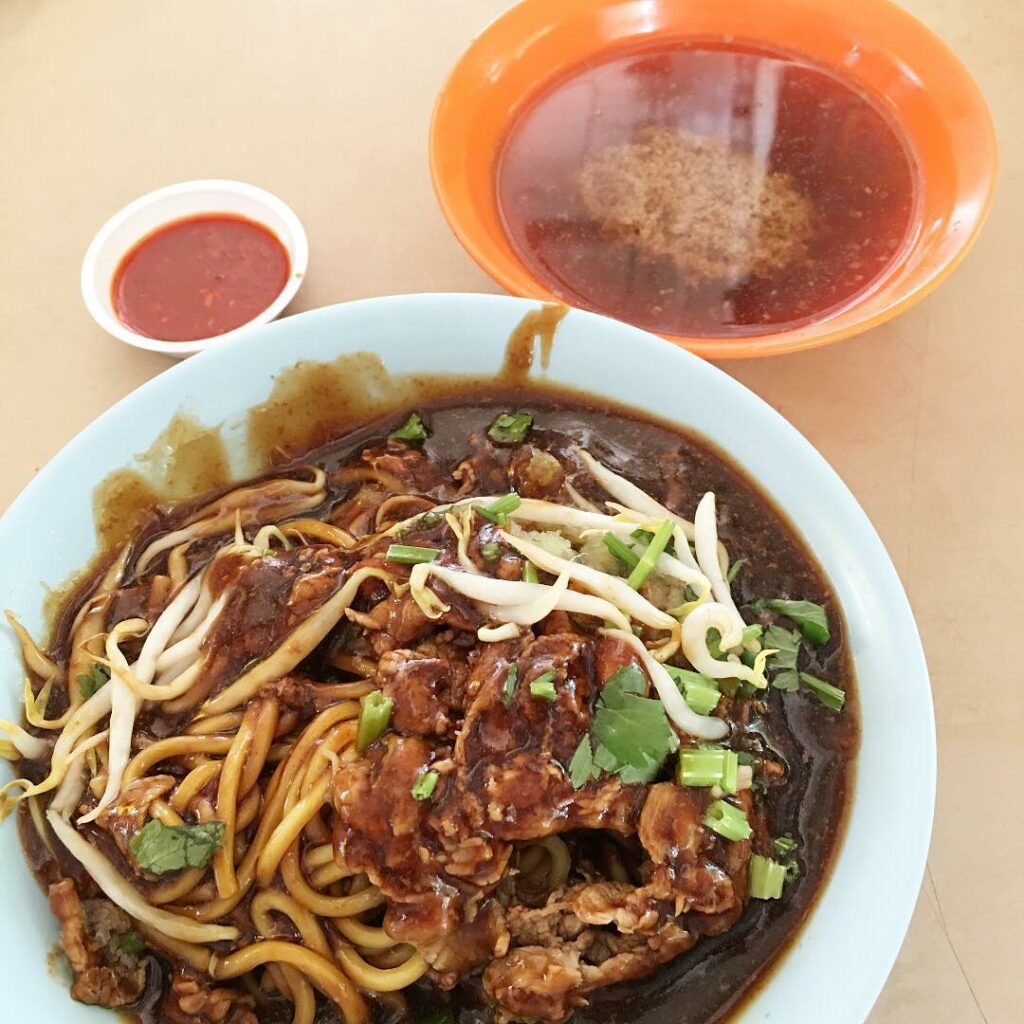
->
95, 774, 175, 860
389, 897, 510, 990
484, 946, 587, 1024
638, 783, 706, 868
159, 967, 258, 1024
332, 734, 511, 898
638, 783, 740, 916
578, 920, 695, 989
378, 650, 458, 738
490, 885, 697, 1020
48, 880, 146, 1007
570, 881, 662, 934
453, 634, 645, 841
508, 447, 565, 499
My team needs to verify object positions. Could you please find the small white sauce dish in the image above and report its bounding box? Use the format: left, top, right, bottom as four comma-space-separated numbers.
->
80, 179, 308, 359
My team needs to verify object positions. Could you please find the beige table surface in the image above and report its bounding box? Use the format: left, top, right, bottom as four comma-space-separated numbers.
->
1, 1, 1020, 1020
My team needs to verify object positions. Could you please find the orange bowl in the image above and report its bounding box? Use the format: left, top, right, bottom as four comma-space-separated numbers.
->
430, 0, 997, 359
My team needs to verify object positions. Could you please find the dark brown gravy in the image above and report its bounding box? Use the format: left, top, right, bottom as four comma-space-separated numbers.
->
24, 307, 856, 1024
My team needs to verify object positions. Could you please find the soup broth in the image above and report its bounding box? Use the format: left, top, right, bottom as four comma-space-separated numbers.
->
496, 40, 919, 339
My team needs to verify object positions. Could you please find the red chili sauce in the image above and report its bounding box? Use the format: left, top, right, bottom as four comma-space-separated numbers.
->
496, 40, 920, 339
112, 214, 290, 342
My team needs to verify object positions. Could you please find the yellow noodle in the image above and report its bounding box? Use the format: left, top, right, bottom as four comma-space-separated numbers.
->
281, 519, 357, 548
214, 713, 256, 898
312, 681, 375, 707
333, 940, 429, 991
135, 922, 212, 972
327, 654, 379, 678
334, 917, 397, 952
281, 844, 385, 918
123, 735, 233, 786
186, 712, 243, 735
235, 785, 262, 832
252, 890, 331, 955
239, 700, 279, 797
169, 761, 220, 813
310, 861, 354, 888
210, 940, 367, 1024
257, 775, 330, 887
270, 964, 316, 1024
303, 844, 336, 872
370, 944, 419, 969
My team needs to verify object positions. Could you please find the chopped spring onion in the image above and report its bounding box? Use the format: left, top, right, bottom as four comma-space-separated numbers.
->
603, 532, 640, 571
118, 931, 145, 954
773, 836, 798, 856
665, 666, 721, 716
765, 624, 801, 691
626, 519, 675, 590
725, 558, 747, 584
677, 748, 739, 793
522, 561, 539, 584
419, 510, 441, 527
389, 412, 428, 442
749, 854, 787, 899
480, 542, 501, 562
502, 664, 518, 709
356, 691, 393, 751
799, 672, 846, 711
529, 671, 557, 701
78, 662, 111, 699
759, 598, 830, 645
477, 492, 522, 525
386, 544, 441, 565
488, 412, 533, 446
567, 735, 600, 789
411, 770, 439, 800
129, 819, 225, 875
702, 799, 752, 841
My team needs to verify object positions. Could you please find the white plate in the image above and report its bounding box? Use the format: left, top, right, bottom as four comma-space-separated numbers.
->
0, 294, 933, 1022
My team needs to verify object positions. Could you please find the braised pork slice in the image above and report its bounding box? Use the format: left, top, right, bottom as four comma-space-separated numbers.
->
378, 650, 459, 738
454, 634, 645, 841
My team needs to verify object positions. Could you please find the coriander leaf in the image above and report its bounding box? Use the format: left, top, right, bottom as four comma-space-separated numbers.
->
567, 735, 599, 789
604, 663, 646, 697
487, 412, 533, 446
117, 931, 145, 955
389, 412, 428, 443
772, 669, 801, 692
129, 819, 225, 875
764, 624, 800, 671
759, 599, 830, 645
78, 662, 111, 699
591, 684, 679, 784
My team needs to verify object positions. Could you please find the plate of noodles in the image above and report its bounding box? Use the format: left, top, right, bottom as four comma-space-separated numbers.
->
0, 294, 932, 1024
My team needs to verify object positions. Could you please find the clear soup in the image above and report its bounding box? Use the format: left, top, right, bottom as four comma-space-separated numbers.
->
496, 40, 920, 340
